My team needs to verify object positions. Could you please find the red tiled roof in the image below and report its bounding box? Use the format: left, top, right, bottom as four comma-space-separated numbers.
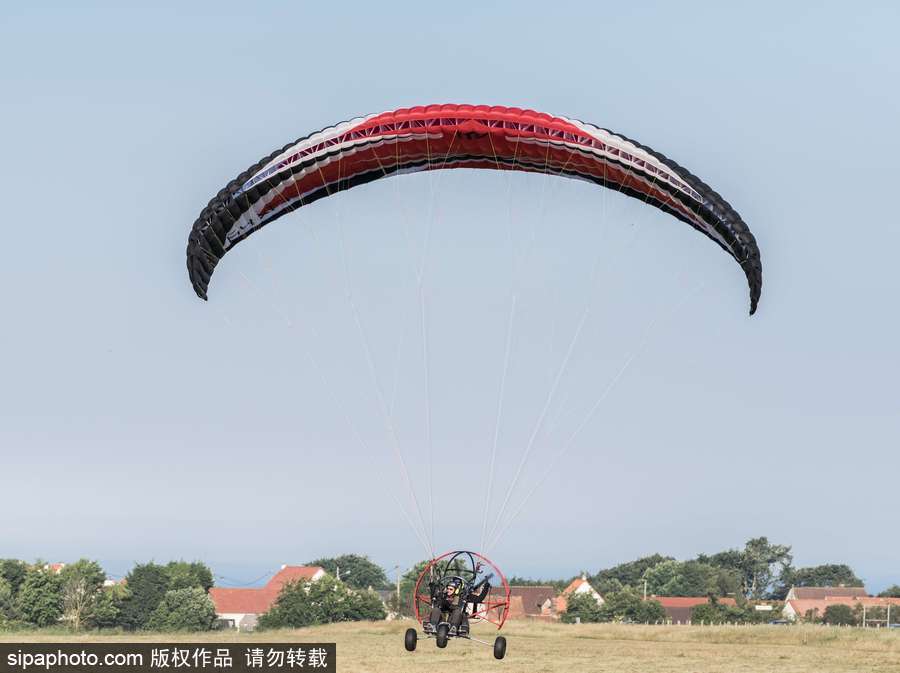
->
790, 586, 867, 600
507, 587, 558, 618
562, 578, 588, 595
787, 596, 900, 618
649, 596, 737, 624
208, 587, 273, 614
557, 577, 601, 612
652, 596, 737, 607
209, 566, 325, 615
266, 566, 324, 593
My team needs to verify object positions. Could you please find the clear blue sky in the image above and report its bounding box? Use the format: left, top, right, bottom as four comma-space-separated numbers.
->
1, 1, 898, 591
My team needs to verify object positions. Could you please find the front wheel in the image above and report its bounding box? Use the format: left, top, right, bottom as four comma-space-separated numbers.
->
404, 628, 417, 652
436, 623, 449, 648
493, 636, 507, 660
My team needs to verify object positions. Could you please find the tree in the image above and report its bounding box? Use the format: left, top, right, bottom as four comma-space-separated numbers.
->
701, 538, 792, 599
507, 576, 570, 591
823, 603, 857, 626
560, 591, 605, 623
592, 554, 673, 595
582, 587, 666, 623
0, 578, 16, 621
691, 602, 725, 624
88, 584, 129, 630
146, 587, 217, 632
164, 561, 214, 593
774, 564, 863, 599
16, 567, 62, 627
342, 588, 386, 622
119, 563, 170, 630
878, 585, 900, 598
308, 555, 388, 590
394, 561, 430, 618
742, 538, 792, 599
59, 559, 106, 630
0, 560, 27, 596
642, 560, 738, 598
260, 576, 385, 628
632, 598, 667, 623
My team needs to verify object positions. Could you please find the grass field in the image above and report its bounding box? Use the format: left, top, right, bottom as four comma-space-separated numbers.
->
4, 621, 900, 673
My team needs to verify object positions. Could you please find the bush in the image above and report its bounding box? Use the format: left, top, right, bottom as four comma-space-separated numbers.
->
260, 576, 385, 629
599, 588, 665, 623
146, 588, 217, 632
823, 604, 857, 626
563, 589, 665, 624
561, 591, 605, 623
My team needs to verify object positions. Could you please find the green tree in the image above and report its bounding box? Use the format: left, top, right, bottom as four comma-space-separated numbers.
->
0, 577, 16, 620
119, 563, 170, 630
260, 576, 385, 628
59, 559, 106, 630
16, 567, 62, 627
164, 561, 214, 593
592, 554, 673, 595
642, 560, 737, 598
691, 602, 724, 624
342, 588, 386, 621
774, 564, 863, 599
560, 591, 605, 623
633, 598, 667, 623
146, 587, 217, 632
507, 576, 570, 591
823, 603, 857, 626
395, 561, 432, 618
701, 538, 792, 599
88, 584, 129, 630
0, 560, 27, 597
591, 587, 665, 623
308, 554, 388, 590
878, 585, 900, 598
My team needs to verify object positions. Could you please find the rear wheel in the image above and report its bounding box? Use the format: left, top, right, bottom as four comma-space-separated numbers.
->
436, 623, 449, 648
493, 636, 507, 660
404, 628, 417, 652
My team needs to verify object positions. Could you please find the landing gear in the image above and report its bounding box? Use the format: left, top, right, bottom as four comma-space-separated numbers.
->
404, 624, 509, 660
493, 636, 507, 660
436, 623, 450, 648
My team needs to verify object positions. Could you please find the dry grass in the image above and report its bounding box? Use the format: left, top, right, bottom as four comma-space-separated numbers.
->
3, 620, 900, 672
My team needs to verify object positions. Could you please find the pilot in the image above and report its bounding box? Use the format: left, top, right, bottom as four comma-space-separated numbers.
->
425, 577, 491, 636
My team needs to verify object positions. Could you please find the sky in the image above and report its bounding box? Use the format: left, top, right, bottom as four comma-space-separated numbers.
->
1, 1, 898, 591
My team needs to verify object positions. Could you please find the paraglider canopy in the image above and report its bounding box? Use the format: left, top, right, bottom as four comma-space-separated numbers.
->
187, 104, 761, 313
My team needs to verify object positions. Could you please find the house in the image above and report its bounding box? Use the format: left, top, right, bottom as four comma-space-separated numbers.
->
44, 563, 65, 574
209, 565, 326, 631
506, 586, 559, 620
783, 596, 900, 622
651, 596, 737, 625
556, 574, 603, 613
785, 586, 867, 601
